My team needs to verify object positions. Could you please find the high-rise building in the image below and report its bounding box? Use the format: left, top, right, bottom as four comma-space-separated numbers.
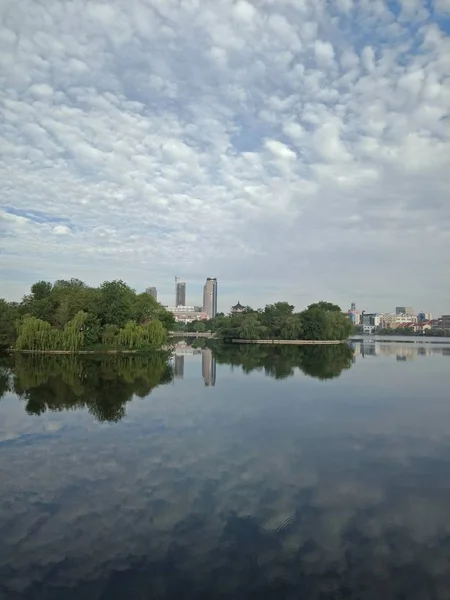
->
202, 348, 216, 386
203, 277, 217, 318
396, 306, 414, 315
176, 281, 186, 307
146, 287, 157, 301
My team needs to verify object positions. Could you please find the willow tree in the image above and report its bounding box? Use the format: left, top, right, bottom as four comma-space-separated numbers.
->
16, 316, 55, 351
102, 324, 119, 346
117, 321, 146, 349
61, 311, 88, 352
144, 319, 166, 347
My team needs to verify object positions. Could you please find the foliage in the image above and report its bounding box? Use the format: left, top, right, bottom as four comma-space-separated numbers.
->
0, 300, 20, 349
1, 278, 174, 351
212, 301, 352, 341
2, 353, 173, 422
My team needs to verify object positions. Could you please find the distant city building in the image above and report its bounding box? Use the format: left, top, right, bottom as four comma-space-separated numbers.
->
176, 281, 186, 307
203, 277, 218, 318
441, 315, 450, 330
231, 301, 245, 314
202, 348, 216, 387
146, 287, 157, 301
396, 306, 414, 315
379, 313, 418, 329
417, 312, 433, 322
166, 306, 208, 324
348, 302, 361, 325
361, 313, 381, 334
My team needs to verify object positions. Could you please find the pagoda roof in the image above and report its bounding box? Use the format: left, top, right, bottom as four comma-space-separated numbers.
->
232, 301, 245, 310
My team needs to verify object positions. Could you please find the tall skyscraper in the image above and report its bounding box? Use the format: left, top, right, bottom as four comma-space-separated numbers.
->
176, 281, 186, 306
146, 287, 157, 301
202, 348, 216, 386
203, 277, 217, 318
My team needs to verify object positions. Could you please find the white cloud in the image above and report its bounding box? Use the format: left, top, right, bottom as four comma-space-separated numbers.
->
53, 225, 71, 235
314, 39, 335, 67
0, 0, 449, 313
264, 139, 297, 161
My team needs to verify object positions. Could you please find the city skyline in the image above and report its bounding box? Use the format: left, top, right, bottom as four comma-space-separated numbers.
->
1, 1, 449, 315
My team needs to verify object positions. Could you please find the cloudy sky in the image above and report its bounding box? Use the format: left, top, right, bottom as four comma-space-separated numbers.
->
1, 0, 449, 313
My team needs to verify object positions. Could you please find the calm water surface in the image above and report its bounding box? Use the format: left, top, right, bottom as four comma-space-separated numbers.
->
1, 342, 450, 600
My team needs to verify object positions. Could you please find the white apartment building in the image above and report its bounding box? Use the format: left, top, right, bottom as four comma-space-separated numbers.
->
165, 306, 208, 324
379, 313, 418, 329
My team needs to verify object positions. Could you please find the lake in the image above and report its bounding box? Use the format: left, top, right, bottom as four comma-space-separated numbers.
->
1, 342, 450, 599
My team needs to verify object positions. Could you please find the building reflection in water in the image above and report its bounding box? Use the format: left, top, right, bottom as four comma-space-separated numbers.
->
174, 355, 185, 378
351, 341, 442, 359
202, 348, 216, 387
172, 343, 216, 385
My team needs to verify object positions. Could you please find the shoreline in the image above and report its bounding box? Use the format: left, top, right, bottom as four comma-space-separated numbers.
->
232, 339, 344, 345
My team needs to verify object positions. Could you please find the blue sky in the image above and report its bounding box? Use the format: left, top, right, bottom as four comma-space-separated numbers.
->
1, 0, 449, 314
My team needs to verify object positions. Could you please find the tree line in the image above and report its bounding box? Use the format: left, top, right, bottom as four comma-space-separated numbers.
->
0, 279, 176, 352
179, 301, 353, 341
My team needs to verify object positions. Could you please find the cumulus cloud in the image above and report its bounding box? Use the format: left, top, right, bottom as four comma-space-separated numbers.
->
0, 0, 449, 312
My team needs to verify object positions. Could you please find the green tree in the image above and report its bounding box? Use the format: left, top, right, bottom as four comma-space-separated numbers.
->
144, 320, 167, 346
0, 300, 20, 349
16, 316, 56, 351
117, 321, 146, 349
307, 301, 342, 312
102, 324, 119, 346
132, 292, 160, 323
51, 279, 97, 327
60, 311, 88, 351
96, 280, 135, 328
82, 313, 102, 347
30, 281, 52, 300
193, 321, 206, 333
238, 314, 268, 340
278, 315, 303, 340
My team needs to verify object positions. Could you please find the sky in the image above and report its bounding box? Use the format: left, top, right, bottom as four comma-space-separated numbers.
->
0, 0, 449, 315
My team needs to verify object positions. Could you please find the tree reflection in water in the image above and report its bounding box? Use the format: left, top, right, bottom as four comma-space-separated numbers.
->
212, 343, 354, 380
0, 344, 353, 422
0, 352, 173, 423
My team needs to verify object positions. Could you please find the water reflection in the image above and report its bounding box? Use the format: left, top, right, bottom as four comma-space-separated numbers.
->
174, 355, 185, 378
213, 343, 354, 380
202, 348, 216, 386
173, 343, 354, 383
0, 353, 173, 423
351, 340, 450, 358
1, 344, 450, 598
